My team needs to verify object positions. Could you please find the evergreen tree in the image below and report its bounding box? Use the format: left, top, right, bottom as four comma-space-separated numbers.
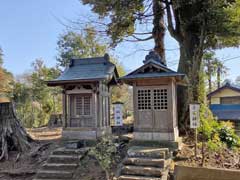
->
203, 51, 228, 93
57, 27, 107, 67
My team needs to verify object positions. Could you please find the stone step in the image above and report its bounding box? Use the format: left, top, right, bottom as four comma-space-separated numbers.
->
52, 147, 89, 156
123, 158, 165, 168
127, 147, 169, 159
118, 175, 161, 180
47, 155, 80, 164
121, 165, 162, 177
42, 163, 78, 171
33, 179, 70, 180
36, 170, 73, 179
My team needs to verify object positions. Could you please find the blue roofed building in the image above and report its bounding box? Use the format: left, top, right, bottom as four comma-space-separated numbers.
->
208, 82, 240, 135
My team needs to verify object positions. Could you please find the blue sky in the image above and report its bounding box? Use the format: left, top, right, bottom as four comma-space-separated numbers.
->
0, 0, 239, 81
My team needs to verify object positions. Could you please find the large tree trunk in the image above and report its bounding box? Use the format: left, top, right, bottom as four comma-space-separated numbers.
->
164, 0, 207, 133
0, 102, 33, 160
152, 0, 166, 64
177, 35, 203, 133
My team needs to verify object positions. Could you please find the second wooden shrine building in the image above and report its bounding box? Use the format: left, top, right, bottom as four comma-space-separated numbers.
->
121, 51, 186, 142
47, 54, 119, 139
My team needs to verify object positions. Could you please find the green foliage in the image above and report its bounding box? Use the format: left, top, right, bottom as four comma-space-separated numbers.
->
218, 122, 240, 148
12, 59, 62, 128
198, 104, 219, 139
0, 47, 3, 67
81, 0, 144, 47
110, 58, 133, 118
89, 137, 119, 179
0, 48, 14, 98
198, 104, 240, 150
57, 27, 107, 67
198, 65, 207, 104
80, 0, 240, 49
202, 51, 228, 92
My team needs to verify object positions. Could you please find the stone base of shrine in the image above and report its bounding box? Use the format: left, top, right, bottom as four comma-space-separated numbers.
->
133, 127, 179, 141
133, 132, 176, 141
62, 127, 111, 140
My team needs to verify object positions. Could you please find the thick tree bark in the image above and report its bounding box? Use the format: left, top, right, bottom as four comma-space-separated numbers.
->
152, 0, 166, 64
177, 34, 203, 133
0, 102, 32, 160
164, 0, 206, 133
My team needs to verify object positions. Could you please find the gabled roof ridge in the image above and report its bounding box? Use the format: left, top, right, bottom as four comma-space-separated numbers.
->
125, 60, 175, 77
207, 83, 240, 98
70, 53, 112, 66
72, 55, 105, 60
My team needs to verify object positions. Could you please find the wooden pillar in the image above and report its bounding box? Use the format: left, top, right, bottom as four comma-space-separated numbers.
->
94, 92, 98, 128
66, 94, 70, 127
133, 83, 138, 128
62, 90, 67, 128
107, 91, 110, 126
99, 82, 103, 127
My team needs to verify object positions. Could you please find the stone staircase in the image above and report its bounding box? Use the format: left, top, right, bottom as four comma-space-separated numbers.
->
34, 147, 88, 180
118, 146, 171, 180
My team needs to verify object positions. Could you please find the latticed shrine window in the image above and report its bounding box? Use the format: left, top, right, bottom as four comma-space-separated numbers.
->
76, 96, 83, 115
153, 89, 168, 110
83, 96, 91, 115
137, 89, 151, 110
75, 95, 92, 116
137, 88, 168, 110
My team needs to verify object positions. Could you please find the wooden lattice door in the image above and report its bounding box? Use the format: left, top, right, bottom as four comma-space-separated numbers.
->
152, 87, 169, 131
136, 86, 169, 131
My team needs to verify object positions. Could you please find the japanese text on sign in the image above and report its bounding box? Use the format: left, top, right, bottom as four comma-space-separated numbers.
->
189, 104, 200, 128
114, 104, 123, 126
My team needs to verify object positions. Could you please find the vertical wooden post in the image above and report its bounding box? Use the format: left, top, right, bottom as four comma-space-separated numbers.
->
195, 128, 197, 157
63, 90, 68, 128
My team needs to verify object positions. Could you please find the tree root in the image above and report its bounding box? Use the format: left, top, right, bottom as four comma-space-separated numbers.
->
0, 102, 33, 161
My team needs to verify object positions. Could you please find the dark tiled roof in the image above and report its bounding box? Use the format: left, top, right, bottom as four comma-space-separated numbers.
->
47, 55, 118, 85
207, 83, 240, 98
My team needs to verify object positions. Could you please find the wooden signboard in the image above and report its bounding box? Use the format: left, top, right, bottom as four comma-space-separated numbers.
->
190, 104, 200, 129
113, 103, 123, 126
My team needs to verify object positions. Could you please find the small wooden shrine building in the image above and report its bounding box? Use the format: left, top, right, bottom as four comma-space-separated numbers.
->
121, 51, 186, 141
47, 54, 119, 139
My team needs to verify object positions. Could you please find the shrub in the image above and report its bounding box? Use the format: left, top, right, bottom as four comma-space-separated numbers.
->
89, 136, 119, 180
198, 104, 240, 150
218, 122, 240, 148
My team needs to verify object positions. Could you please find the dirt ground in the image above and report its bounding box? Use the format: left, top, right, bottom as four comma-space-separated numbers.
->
1, 128, 240, 180
0, 127, 120, 180
174, 138, 240, 170
0, 127, 62, 180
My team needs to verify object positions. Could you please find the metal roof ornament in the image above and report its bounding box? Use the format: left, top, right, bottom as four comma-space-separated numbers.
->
143, 51, 165, 65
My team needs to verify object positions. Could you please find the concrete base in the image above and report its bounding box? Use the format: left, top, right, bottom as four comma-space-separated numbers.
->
130, 137, 182, 150
134, 132, 177, 141
133, 127, 179, 141
175, 165, 240, 180
62, 127, 112, 140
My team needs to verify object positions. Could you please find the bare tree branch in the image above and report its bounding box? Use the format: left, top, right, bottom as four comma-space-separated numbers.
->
133, 32, 152, 35
164, 0, 182, 42
131, 34, 153, 41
